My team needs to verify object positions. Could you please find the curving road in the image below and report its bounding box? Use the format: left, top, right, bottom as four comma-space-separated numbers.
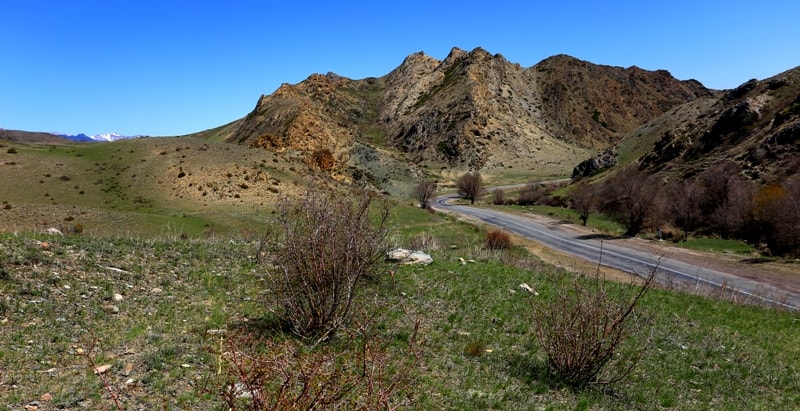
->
433, 193, 800, 312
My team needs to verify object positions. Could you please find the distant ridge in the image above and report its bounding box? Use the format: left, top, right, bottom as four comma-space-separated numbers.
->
56, 132, 137, 142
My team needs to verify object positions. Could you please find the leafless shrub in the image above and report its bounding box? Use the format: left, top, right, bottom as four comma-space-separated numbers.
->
260, 184, 391, 338
216, 311, 421, 410
215, 269, 423, 410
485, 230, 512, 250
529, 263, 656, 389
517, 182, 547, 206
492, 188, 507, 205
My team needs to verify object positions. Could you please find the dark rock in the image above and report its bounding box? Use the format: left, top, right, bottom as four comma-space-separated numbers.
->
572, 148, 618, 178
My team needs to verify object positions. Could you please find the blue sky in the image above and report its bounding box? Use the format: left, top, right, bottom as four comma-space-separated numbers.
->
2, 1, 799, 137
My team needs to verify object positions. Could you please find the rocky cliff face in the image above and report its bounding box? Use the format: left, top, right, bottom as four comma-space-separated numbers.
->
223, 46, 717, 182
637, 66, 800, 180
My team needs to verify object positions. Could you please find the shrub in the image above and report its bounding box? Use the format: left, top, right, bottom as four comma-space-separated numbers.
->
492, 188, 506, 205
217, 312, 420, 410
260, 184, 391, 338
529, 267, 655, 389
485, 230, 512, 250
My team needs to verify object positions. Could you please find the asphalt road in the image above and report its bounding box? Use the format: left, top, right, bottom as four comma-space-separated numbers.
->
433, 193, 800, 311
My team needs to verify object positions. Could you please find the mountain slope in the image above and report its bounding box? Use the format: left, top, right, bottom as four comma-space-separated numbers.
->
635, 66, 800, 180
220, 47, 714, 179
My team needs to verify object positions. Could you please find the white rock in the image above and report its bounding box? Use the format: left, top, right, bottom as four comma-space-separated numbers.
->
45, 227, 63, 235
386, 248, 433, 265
112, 293, 124, 302
519, 283, 539, 295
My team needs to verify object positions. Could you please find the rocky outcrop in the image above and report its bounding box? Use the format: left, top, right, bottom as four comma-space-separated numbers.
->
572, 148, 618, 178
635, 66, 800, 179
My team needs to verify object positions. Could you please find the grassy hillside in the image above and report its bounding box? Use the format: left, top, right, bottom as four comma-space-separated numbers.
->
0, 204, 798, 409
0, 137, 304, 237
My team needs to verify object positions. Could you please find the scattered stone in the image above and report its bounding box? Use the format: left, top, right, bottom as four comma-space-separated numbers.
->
75, 347, 85, 355
40, 393, 52, 402
63, 284, 70, 290
125, 378, 135, 386
180, 363, 192, 368
121, 363, 134, 377
102, 304, 120, 314
112, 293, 124, 302
93, 364, 112, 375
151, 288, 162, 294
519, 283, 539, 295
45, 227, 63, 235
103, 266, 131, 274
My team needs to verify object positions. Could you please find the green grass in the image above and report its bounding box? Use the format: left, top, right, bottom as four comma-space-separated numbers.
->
509, 204, 627, 235
0, 205, 798, 409
673, 237, 755, 254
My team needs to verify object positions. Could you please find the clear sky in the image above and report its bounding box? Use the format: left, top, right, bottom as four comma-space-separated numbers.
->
2, 1, 799, 137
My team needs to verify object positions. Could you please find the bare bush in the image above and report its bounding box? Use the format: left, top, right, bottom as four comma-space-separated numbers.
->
260, 184, 391, 338
217, 311, 421, 410
485, 230, 512, 250
492, 188, 507, 205
412, 181, 437, 209
455, 172, 484, 204
517, 182, 547, 206
529, 265, 656, 389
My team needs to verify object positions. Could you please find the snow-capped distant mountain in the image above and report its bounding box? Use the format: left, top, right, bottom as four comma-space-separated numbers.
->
55, 132, 138, 142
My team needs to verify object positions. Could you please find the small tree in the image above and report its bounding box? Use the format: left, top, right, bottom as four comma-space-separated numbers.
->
569, 182, 597, 226
260, 184, 391, 338
413, 181, 437, 209
456, 172, 484, 204
598, 166, 662, 236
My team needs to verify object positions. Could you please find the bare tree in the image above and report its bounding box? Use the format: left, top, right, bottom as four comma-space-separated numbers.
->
412, 181, 437, 209
456, 172, 484, 204
665, 179, 705, 239
599, 166, 662, 237
569, 182, 597, 226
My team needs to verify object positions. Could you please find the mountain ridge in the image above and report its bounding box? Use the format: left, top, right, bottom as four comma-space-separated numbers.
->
221, 46, 721, 180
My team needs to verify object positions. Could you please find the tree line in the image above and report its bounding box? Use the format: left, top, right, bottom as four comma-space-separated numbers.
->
419, 164, 800, 258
